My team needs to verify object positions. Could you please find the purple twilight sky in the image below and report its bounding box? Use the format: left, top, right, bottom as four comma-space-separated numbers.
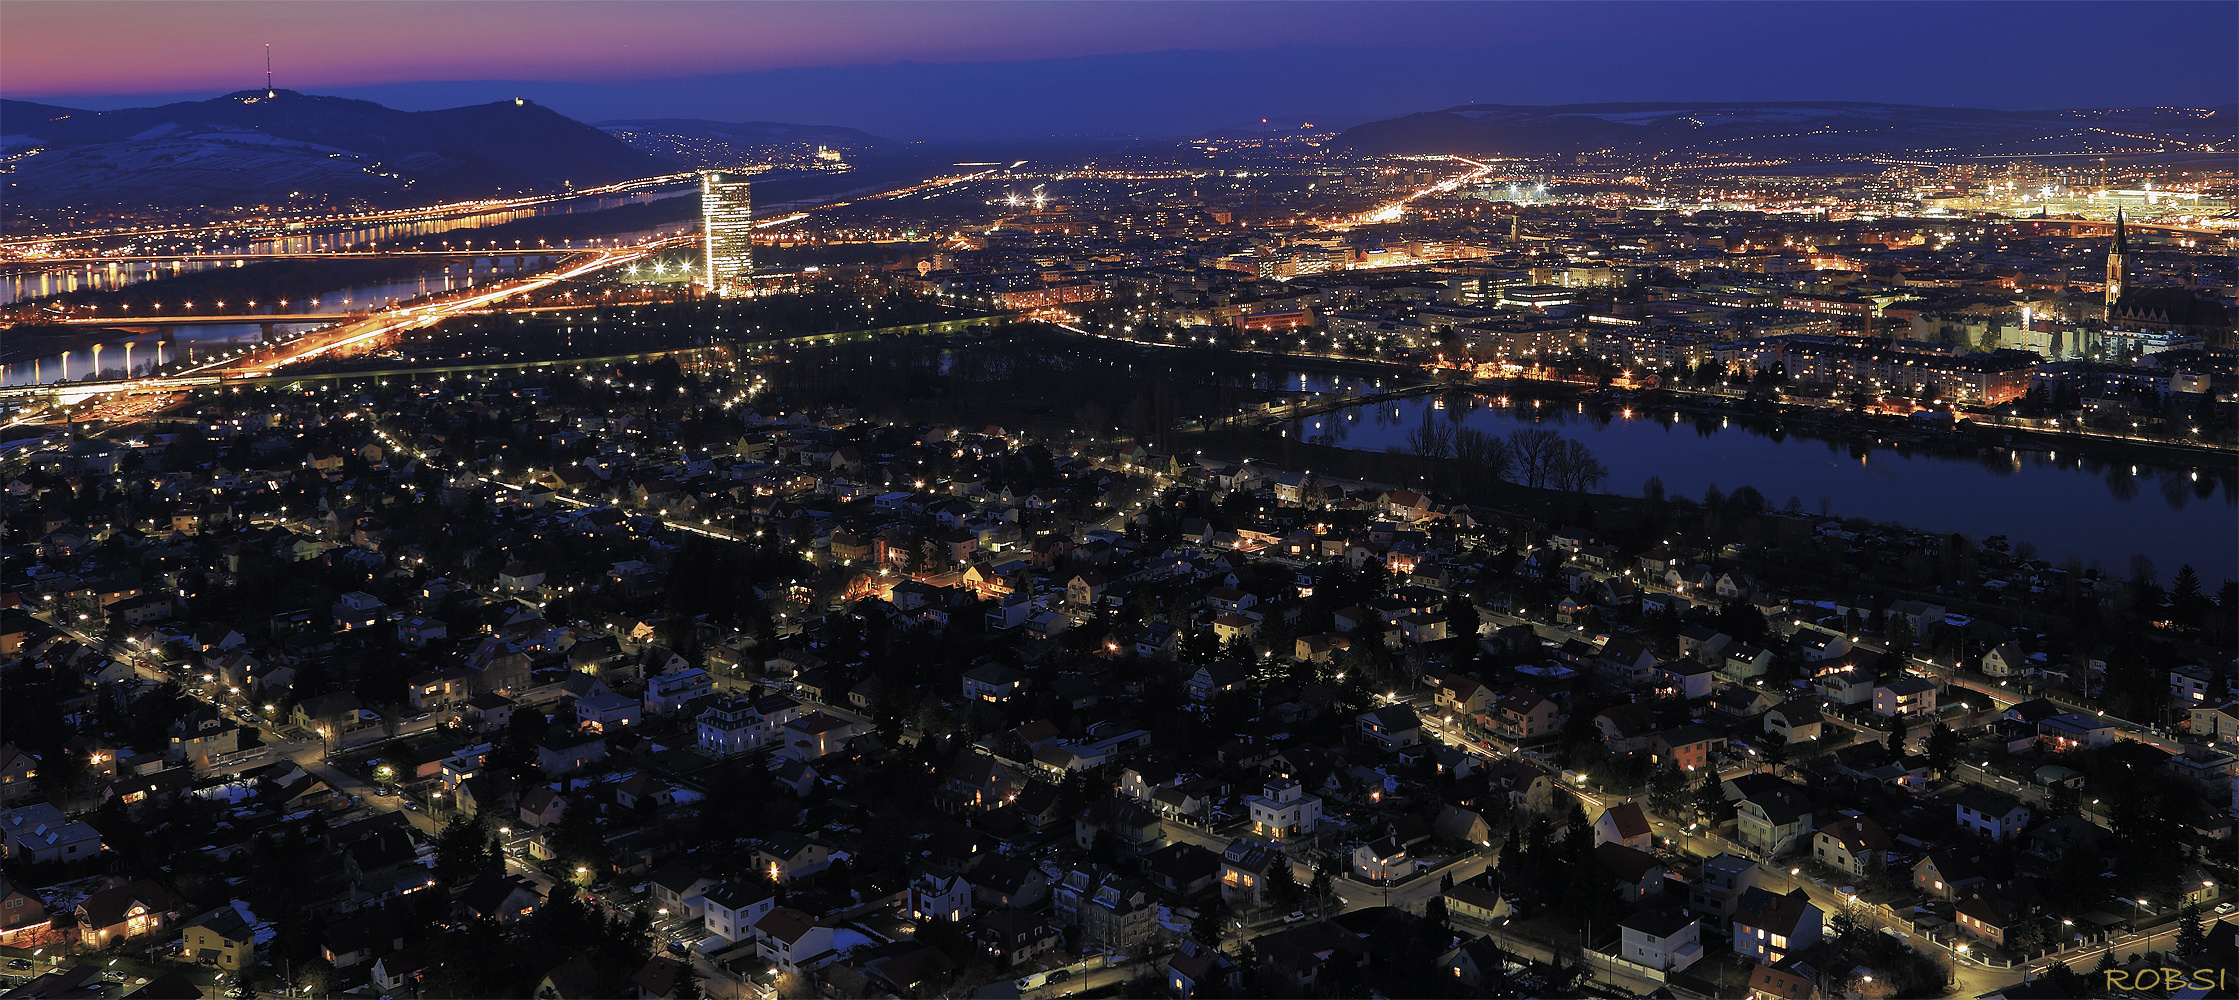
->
4, 0, 2234, 139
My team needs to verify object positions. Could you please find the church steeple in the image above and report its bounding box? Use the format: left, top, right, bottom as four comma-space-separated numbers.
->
2104, 207, 2130, 308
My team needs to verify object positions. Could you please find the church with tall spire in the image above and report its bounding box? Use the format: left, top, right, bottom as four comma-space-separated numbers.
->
2100, 207, 2235, 352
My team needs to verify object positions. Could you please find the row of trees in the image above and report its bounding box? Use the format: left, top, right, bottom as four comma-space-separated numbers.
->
1400, 414, 1610, 493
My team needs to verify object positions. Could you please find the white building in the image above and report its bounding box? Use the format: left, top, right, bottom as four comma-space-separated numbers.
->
1618, 909, 1703, 972
700, 881, 776, 944
701, 171, 754, 295
1244, 778, 1323, 840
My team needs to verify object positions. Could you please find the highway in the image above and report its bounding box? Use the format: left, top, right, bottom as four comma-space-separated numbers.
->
37, 313, 357, 327
3, 164, 1015, 425
0, 240, 684, 424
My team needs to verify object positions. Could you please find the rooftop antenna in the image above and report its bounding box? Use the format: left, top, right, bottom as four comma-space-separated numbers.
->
265, 44, 274, 98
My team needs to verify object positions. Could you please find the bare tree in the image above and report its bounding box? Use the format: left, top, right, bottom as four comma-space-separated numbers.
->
1451, 427, 1513, 485
1507, 427, 1563, 488
1405, 408, 1455, 461
1549, 439, 1608, 492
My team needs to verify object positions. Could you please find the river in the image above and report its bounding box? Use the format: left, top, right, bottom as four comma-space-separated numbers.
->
1293, 390, 2239, 583
0, 259, 534, 385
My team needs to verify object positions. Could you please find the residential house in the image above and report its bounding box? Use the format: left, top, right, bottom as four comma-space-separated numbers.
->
1219, 840, 1282, 909
755, 837, 833, 884
1688, 853, 1761, 923
1654, 725, 1720, 772
1442, 874, 1515, 925
1596, 843, 1667, 903
1981, 643, 2028, 678
0, 877, 52, 948
1432, 673, 1495, 717
180, 907, 256, 972
1352, 837, 1412, 883
1594, 704, 1661, 755
1952, 788, 2031, 842
1166, 938, 1241, 999
1244, 777, 1322, 840
0, 745, 38, 806
1763, 701, 1823, 743
643, 668, 712, 716
1956, 893, 2032, 948
701, 882, 776, 944
909, 871, 972, 924
975, 909, 1061, 969
1617, 909, 1703, 972
75, 879, 179, 948
518, 787, 569, 829
1912, 850, 1989, 901
1747, 963, 1820, 1000
1487, 687, 1561, 743
1357, 706, 1422, 750
698, 694, 802, 756
1187, 663, 1249, 704
1811, 816, 1892, 878
753, 907, 840, 975
648, 864, 718, 920
961, 663, 1027, 703
1871, 677, 1937, 719
1593, 802, 1653, 851
459, 873, 544, 924
1734, 781, 1816, 858
1732, 888, 1822, 966
1077, 879, 1156, 953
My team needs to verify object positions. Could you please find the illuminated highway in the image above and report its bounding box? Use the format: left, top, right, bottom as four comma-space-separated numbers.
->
1341, 156, 1500, 227
1, 165, 1010, 426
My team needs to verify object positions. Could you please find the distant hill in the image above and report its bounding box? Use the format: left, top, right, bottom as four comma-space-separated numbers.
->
0, 90, 673, 208
599, 118, 895, 167
1334, 101, 2238, 158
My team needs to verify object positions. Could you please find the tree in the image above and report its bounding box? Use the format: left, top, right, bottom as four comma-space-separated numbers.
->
433, 816, 495, 885
1649, 760, 1688, 815
1405, 409, 1455, 462
1309, 865, 1336, 911
672, 960, 704, 1000
1268, 857, 1300, 911
1691, 766, 1724, 825
1507, 428, 1563, 489
2178, 900, 2208, 960
1451, 427, 1513, 485
1886, 712, 1910, 760
1424, 894, 1450, 930
1194, 895, 1231, 948
1443, 595, 1480, 645
1924, 722, 1960, 778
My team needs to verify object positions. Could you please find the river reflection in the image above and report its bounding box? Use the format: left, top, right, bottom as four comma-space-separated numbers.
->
1297, 390, 2239, 581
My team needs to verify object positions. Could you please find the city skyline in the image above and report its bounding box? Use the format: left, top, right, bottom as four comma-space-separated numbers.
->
0, 4, 2234, 1000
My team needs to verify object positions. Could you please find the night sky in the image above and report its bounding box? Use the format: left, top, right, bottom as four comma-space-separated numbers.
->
5, 0, 2234, 140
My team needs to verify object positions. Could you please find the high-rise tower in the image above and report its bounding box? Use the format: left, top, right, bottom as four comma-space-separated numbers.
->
701, 170, 753, 296
2104, 207, 2129, 308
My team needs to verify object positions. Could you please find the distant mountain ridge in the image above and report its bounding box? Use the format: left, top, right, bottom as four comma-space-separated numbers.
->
598, 118, 895, 168
1, 90, 672, 208
1335, 100, 2239, 157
